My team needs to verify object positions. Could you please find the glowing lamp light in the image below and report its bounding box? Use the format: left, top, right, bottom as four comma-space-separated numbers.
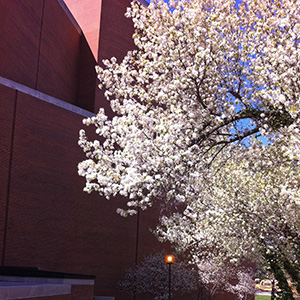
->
165, 254, 175, 264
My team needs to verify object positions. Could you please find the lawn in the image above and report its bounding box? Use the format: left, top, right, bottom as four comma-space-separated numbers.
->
255, 296, 271, 300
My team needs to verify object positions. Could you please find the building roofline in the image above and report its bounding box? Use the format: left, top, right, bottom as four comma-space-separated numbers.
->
0, 76, 94, 118
0, 266, 95, 280
57, 0, 82, 33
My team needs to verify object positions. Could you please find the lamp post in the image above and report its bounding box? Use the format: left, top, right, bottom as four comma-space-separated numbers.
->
165, 254, 175, 300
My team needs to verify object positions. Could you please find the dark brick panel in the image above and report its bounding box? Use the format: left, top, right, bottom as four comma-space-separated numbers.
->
36, 0, 80, 104
0, 0, 97, 112
75, 35, 97, 112
70, 285, 94, 300
98, 0, 135, 62
137, 206, 172, 265
0, 0, 42, 88
0, 84, 16, 263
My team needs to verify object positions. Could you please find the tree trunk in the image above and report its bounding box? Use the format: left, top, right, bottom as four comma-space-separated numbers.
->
283, 258, 300, 296
262, 251, 294, 300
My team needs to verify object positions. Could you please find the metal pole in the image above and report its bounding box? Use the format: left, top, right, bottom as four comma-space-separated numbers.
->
168, 263, 171, 300
165, 254, 175, 300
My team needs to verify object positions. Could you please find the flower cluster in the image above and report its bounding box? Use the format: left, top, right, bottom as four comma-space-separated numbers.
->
78, 0, 300, 291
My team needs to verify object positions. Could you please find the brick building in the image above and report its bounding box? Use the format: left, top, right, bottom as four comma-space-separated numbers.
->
0, 0, 166, 299
0, 1, 242, 300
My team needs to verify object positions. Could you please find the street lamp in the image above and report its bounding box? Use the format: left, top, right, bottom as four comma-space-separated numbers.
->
165, 254, 175, 300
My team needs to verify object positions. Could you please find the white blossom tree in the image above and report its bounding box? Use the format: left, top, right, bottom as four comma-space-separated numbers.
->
155, 142, 300, 299
118, 252, 252, 300
78, 0, 300, 297
118, 252, 199, 300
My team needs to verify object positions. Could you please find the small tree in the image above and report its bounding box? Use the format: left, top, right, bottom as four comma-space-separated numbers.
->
118, 252, 198, 300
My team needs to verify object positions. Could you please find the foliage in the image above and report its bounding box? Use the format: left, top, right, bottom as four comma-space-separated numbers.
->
78, 0, 300, 296
118, 252, 255, 300
117, 252, 198, 300
155, 143, 300, 298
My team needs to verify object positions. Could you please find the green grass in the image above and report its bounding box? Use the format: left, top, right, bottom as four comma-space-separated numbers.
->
255, 296, 271, 300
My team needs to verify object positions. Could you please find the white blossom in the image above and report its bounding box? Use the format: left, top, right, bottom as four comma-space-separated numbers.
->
78, 0, 300, 292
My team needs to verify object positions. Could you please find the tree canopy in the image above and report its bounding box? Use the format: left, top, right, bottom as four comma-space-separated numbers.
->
78, 0, 300, 297
118, 252, 198, 300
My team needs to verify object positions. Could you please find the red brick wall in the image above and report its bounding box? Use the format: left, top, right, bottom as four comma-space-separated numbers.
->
76, 35, 97, 113
36, 0, 80, 104
70, 285, 94, 300
0, 0, 96, 112
0, 85, 16, 263
98, 0, 135, 62
0, 0, 42, 89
